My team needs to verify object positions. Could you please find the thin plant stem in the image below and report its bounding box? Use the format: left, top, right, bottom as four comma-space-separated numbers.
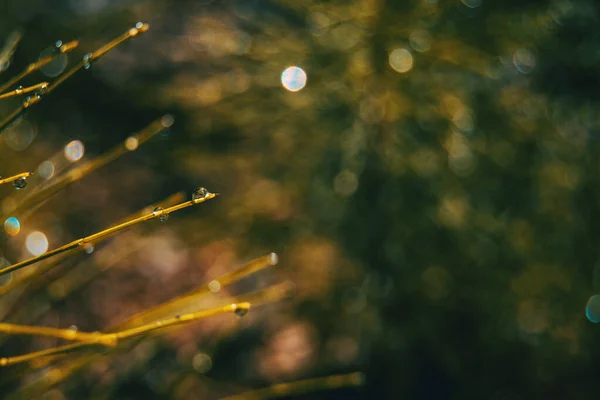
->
0, 82, 48, 100
0, 323, 110, 345
117, 253, 279, 329
0, 40, 78, 94
0, 302, 251, 366
0, 172, 31, 186
0, 23, 148, 134
219, 372, 365, 400
0, 190, 217, 277
3, 116, 172, 219
13, 280, 289, 370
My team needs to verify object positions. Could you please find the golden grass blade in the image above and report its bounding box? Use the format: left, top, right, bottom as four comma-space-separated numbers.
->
0, 323, 110, 344
219, 372, 365, 400
0, 82, 48, 100
44, 192, 186, 300
45, 23, 148, 96
0, 302, 251, 367
0, 172, 31, 186
3, 116, 173, 219
0, 40, 78, 94
117, 253, 279, 330
0, 189, 217, 277
0, 23, 148, 133
10, 280, 289, 372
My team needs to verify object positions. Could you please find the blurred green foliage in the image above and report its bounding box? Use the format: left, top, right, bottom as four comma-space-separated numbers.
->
1, 0, 600, 398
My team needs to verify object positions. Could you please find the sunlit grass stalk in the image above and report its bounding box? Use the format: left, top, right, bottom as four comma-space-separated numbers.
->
220, 372, 365, 400
0, 189, 217, 277
0, 302, 251, 367
0, 23, 148, 133
0, 40, 78, 94
118, 252, 279, 329
0, 82, 48, 100
0, 323, 110, 345
0, 172, 31, 186
12, 278, 290, 371
0, 192, 185, 295
3, 116, 172, 220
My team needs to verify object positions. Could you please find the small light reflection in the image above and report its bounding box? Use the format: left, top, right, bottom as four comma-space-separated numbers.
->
38, 160, 55, 180
4, 118, 36, 151
64, 140, 85, 162
125, 136, 139, 151
192, 353, 213, 373
389, 48, 413, 73
4, 217, 20, 236
513, 48, 536, 74
281, 66, 307, 92
39, 46, 68, 77
208, 280, 221, 293
409, 30, 432, 53
586, 295, 600, 323
460, 0, 483, 8
26, 231, 49, 256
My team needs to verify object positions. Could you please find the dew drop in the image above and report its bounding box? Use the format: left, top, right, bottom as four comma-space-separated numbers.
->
35, 83, 48, 96
135, 22, 143, 29
83, 53, 92, 69
83, 243, 94, 254
153, 207, 169, 222
234, 305, 249, 317
13, 177, 27, 189
15, 85, 23, 94
192, 187, 210, 201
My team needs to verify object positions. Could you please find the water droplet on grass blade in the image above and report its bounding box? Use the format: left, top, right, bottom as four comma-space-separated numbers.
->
234, 304, 249, 317
192, 187, 210, 201
13, 177, 27, 189
153, 207, 169, 222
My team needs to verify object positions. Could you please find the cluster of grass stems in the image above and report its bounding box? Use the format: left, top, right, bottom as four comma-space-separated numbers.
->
0, 23, 362, 398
